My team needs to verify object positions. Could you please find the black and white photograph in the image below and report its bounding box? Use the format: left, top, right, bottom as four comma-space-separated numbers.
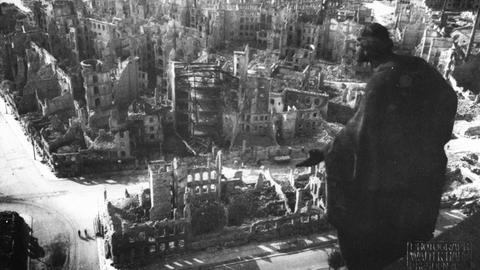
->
0, 0, 479, 269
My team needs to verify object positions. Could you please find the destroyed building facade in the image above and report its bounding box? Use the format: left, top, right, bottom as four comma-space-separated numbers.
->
168, 62, 239, 143
98, 153, 328, 267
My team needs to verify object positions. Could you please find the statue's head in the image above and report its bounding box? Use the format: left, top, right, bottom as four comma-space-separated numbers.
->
356, 23, 393, 63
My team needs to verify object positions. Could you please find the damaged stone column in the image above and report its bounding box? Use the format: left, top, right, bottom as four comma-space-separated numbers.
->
255, 172, 264, 190
149, 161, 173, 221
216, 150, 222, 198
174, 158, 188, 214
294, 188, 304, 213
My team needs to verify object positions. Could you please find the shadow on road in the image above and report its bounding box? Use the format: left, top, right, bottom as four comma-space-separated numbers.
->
42, 234, 69, 269
65, 171, 147, 186
78, 230, 95, 241
259, 256, 273, 263
28, 234, 45, 259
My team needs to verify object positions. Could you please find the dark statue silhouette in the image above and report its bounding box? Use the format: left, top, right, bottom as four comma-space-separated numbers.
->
297, 23, 458, 269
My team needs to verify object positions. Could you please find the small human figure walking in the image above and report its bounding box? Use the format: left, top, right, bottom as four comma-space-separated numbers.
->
84, 229, 88, 238
78, 230, 81, 237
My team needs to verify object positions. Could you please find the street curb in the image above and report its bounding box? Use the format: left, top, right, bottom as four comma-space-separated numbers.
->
180, 238, 338, 270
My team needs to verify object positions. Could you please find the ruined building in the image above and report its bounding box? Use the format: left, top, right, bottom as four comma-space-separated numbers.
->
79, 56, 139, 129
415, 26, 453, 68
127, 96, 170, 159
29, 0, 81, 64
225, 46, 330, 147
425, 0, 480, 11
149, 154, 221, 221
98, 152, 328, 268
172, 0, 332, 57
19, 42, 74, 116
168, 61, 239, 144
165, 46, 330, 150
100, 153, 221, 267
80, 59, 114, 129
80, 18, 119, 62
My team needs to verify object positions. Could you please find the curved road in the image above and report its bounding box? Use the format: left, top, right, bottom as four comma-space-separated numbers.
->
0, 201, 79, 269
0, 99, 95, 269
0, 98, 144, 269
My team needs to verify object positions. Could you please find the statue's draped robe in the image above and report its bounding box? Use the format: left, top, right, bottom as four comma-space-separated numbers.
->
325, 54, 457, 269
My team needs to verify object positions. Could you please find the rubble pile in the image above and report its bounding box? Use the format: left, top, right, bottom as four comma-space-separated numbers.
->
109, 194, 150, 224
455, 98, 480, 122
443, 98, 480, 216
444, 153, 480, 215
321, 64, 352, 81
442, 180, 480, 216
313, 121, 343, 145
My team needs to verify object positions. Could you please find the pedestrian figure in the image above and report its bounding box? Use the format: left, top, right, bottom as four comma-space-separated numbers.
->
78, 230, 81, 237
84, 229, 88, 238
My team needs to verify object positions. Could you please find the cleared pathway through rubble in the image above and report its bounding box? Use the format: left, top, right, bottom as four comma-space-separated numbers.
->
0, 97, 144, 269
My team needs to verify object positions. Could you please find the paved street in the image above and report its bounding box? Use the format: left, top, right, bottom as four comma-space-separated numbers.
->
210, 209, 466, 270
213, 247, 332, 270
0, 98, 145, 270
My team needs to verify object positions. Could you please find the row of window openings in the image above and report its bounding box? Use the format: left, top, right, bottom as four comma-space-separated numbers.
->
128, 228, 186, 244
239, 32, 256, 37
240, 17, 257, 23
242, 115, 270, 122
186, 171, 217, 182
92, 22, 106, 31
298, 112, 319, 119
255, 214, 320, 232
289, 26, 315, 35
256, 217, 313, 232
273, 97, 322, 106
303, 36, 313, 43
145, 240, 185, 254
240, 124, 267, 133
186, 184, 217, 194
239, 24, 257, 31
297, 121, 318, 129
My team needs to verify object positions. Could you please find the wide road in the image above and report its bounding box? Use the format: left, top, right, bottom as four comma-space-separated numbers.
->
214, 247, 332, 270
211, 211, 467, 270
0, 97, 146, 269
